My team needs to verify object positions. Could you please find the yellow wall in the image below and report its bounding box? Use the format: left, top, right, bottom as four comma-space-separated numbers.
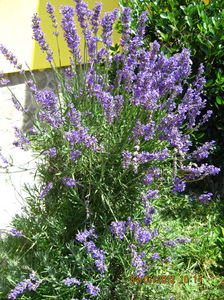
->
0, 0, 38, 73
0, 0, 119, 73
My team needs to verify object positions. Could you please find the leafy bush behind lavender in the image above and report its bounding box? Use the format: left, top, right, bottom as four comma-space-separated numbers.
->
0, 1, 220, 299
118, 0, 224, 194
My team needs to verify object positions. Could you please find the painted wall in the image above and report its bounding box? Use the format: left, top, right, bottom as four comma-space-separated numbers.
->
0, 0, 38, 73
0, 0, 119, 73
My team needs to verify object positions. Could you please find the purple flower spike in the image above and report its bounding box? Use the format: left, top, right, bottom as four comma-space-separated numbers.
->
13, 127, 30, 151
32, 13, 53, 62
0, 73, 10, 86
43, 148, 57, 158
84, 282, 100, 297
128, 248, 148, 277
70, 150, 82, 161
199, 193, 213, 204
11, 228, 23, 238
91, 2, 102, 34
0, 45, 24, 73
76, 227, 98, 243
152, 252, 160, 260
120, 7, 132, 50
166, 256, 172, 262
74, 0, 92, 32
60, 5, 81, 60
63, 277, 82, 286
39, 182, 53, 198
46, 2, 59, 35
62, 177, 78, 187
172, 177, 186, 193
8, 275, 40, 299
101, 9, 120, 47
110, 221, 126, 240
122, 150, 132, 169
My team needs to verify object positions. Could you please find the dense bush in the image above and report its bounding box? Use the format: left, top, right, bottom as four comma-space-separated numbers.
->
119, 0, 224, 194
0, 1, 223, 299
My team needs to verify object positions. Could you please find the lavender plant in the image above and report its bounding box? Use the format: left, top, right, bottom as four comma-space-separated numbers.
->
0, 1, 221, 299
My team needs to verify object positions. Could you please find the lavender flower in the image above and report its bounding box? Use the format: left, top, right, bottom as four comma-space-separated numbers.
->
11, 95, 24, 112
86, 31, 98, 58
0, 152, 12, 169
188, 141, 215, 161
11, 228, 23, 238
196, 110, 213, 129
60, 5, 81, 60
166, 256, 172, 262
164, 237, 190, 247
62, 177, 78, 187
110, 221, 126, 239
46, 2, 59, 36
163, 240, 177, 247
43, 148, 57, 157
101, 9, 120, 47
181, 163, 220, 181
134, 226, 154, 245
172, 177, 186, 193
142, 190, 160, 200
13, 127, 30, 151
0, 73, 10, 85
63, 126, 104, 152
32, 13, 53, 62
120, 7, 132, 50
84, 282, 100, 297
64, 67, 73, 78
27, 83, 63, 129
70, 150, 82, 161
128, 248, 148, 277
135, 150, 170, 165
199, 193, 213, 204
94, 85, 116, 124
84, 241, 107, 273
122, 150, 132, 169
63, 277, 82, 286
67, 104, 82, 127
8, 274, 40, 299
91, 2, 102, 33
152, 252, 160, 260
46, 2, 54, 14
39, 182, 53, 198
126, 217, 134, 231
176, 237, 191, 244
76, 227, 106, 274
74, 0, 92, 32
114, 95, 124, 120
0, 45, 24, 73
127, 11, 148, 56
76, 227, 97, 243
142, 167, 160, 185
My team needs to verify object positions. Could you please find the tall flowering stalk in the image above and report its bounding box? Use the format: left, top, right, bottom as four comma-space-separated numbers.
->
60, 5, 81, 62
31, 13, 53, 62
